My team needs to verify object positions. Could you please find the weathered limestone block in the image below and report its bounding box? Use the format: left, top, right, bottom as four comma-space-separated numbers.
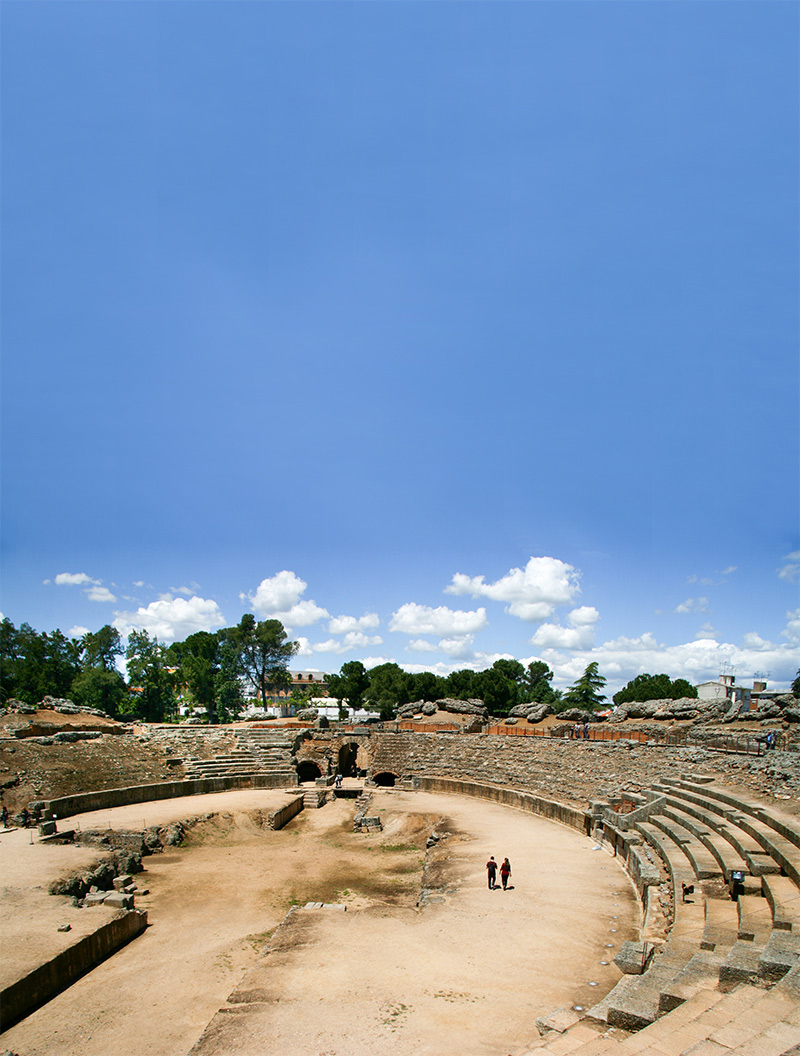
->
614, 941, 655, 974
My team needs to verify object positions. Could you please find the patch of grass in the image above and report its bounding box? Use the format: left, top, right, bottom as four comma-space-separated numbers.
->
244, 930, 273, 951
380, 842, 417, 853
381, 1002, 411, 1031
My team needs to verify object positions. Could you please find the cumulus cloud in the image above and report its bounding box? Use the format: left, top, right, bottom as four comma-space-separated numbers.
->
299, 631, 384, 656
68, 625, 90, 638
240, 570, 329, 627
54, 572, 98, 586
779, 551, 800, 583
531, 622, 594, 650
389, 602, 488, 636
536, 609, 800, 694
408, 639, 438, 653
445, 556, 580, 621
567, 606, 599, 627
113, 595, 225, 643
86, 586, 117, 603
674, 597, 709, 614
328, 613, 380, 634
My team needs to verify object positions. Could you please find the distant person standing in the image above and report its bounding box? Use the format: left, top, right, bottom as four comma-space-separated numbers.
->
486, 856, 498, 889
0, 805, 7, 828
500, 857, 511, 890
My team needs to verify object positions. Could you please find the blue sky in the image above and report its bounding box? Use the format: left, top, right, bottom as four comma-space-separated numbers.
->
2, 1, 798, 694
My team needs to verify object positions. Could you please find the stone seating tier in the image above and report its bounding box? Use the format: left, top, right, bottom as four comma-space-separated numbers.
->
585, 774, 800, 1047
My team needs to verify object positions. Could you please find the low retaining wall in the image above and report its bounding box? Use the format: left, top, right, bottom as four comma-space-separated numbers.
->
269, 795, 304, 830
37, 774, 298, 820
417, 776, 590, 834
0, 909, 148, 1031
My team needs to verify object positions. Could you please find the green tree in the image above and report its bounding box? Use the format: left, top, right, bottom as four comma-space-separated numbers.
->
70, 625, 126, 715
225, 615, 297, 705
444, 667, 480, 700
70, 667, 127, 715
670, 678, 697, 700
168, 631, 221, 720
563, 662, 607, 711
0, 622, 82, 704
125, 631, 176, 722
365, 662, 410, 718
327, 660, 370, 715
406, 670, 447, 703
521, 661, 558, 704
213, 638, 244, 723
613, 672, 698, 706
80, 626, 123, 672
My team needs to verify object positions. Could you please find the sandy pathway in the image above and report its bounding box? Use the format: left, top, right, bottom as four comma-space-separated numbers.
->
1, 789, 638, 1056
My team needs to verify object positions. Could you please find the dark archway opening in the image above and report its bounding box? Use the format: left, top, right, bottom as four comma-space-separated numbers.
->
338, 742, 359, 777
373, 772, 397, 787
297, 761, 322, 783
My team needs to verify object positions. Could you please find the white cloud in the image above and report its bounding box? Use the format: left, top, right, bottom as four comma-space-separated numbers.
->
68, 625, 90, 638
720, 566, 738, 577
86, 586, 117, 603
778, 551, 800, 583
241, 570, 329, 627
531, 622, 594, 650
674, 597, 709, 614
438, 635, 475, 660
328, 613, 380, 634
535, 609, 800, 694
408, 639, 439, 653
389, 602, 488, 636
567, 606, 599, 627
295, 637, 314, 657
55, 572, 98, 586
113, 595, 225, 643
300, 631, 384, 656
446, 556, 580, 621
695, 622, 717, 640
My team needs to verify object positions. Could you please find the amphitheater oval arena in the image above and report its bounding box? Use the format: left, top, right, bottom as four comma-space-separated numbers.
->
1, 704, 799, 1056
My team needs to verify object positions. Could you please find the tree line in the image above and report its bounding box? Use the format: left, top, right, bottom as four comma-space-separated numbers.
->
3, 614, 725, 724
0, 615, 296, 723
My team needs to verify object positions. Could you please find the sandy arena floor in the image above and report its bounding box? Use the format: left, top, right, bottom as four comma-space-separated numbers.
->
1, 788, 639, 1056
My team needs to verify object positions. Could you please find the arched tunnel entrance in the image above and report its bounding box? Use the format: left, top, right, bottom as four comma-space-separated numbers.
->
337, 742, 360, 777
296, 760, 322, 783
373, 771, 397, 787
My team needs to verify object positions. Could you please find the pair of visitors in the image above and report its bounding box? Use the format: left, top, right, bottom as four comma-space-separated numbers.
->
486, 856, 512, 890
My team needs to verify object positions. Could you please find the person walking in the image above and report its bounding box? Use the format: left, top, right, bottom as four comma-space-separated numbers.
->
486, 856, 498, 889
500, 857, 511, 890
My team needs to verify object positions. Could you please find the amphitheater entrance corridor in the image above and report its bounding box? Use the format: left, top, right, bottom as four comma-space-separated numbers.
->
296, 760, 322, 782
338, 741, 359, 776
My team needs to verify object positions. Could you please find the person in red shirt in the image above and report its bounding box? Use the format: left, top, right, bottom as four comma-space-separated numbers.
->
500, 857, 511, 890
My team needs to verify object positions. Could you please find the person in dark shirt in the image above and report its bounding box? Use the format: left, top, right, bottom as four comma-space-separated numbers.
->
486, 856, 498, 889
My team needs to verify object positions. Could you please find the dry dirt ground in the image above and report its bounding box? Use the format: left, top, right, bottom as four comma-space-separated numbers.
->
1, 788, 637, 1056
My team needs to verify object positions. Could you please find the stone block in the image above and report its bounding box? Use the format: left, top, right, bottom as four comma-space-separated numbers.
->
614, 941, 655, 975
103, 891, 134, 909
113, 875, 135, 891
84, 892, 109, 906
535, 1007, 581, 1035
38, 820, 57, 836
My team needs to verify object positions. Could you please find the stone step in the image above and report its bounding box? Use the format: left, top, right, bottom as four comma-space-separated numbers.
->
653, 786, 781, 877
762, 873, 800, 931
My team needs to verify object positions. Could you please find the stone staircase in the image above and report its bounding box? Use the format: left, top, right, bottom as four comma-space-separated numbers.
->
523, 777, 800, 1055
183, 729, 297, 785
